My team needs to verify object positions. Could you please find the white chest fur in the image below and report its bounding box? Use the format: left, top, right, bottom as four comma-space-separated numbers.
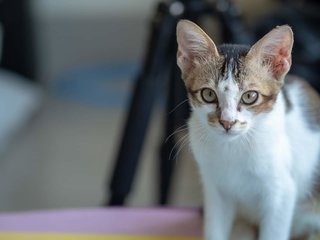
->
187, 87, 320, 239
189, 111, 291, 221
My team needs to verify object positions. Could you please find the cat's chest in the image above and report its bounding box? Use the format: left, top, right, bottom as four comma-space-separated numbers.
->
189, 127, 289, 197
199, 147, 266, 194
197, 145, 270, 221
191, 134, 275, 175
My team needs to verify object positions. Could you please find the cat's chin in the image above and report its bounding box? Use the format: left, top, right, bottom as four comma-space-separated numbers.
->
216, 128, 247, 140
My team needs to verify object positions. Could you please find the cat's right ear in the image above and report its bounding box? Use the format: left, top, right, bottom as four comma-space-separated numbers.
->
176, 20, 219, 74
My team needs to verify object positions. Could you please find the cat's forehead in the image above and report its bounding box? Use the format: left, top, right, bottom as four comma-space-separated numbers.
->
217, 44, 250, 86
218, 44, 250, 62
186, 44, 251, 91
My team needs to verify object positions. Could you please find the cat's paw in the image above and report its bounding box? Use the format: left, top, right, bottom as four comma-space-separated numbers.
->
230, 221, 257, 240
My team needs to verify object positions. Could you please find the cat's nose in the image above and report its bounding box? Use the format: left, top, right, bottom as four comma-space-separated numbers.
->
219, 120, 236, 131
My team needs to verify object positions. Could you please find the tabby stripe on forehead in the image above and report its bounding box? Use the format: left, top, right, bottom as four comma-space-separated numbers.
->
220, 57, 242, 85
217, 44, 250, 86
233, 60, 241, 80
220, 58, 227, 78
220, 57, 235, 79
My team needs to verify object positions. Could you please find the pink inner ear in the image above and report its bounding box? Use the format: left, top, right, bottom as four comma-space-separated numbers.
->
279, 47, 289, 57
271, 46, 291, 80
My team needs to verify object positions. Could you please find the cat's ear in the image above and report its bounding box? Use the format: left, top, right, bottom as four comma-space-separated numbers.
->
176, 20, 219, 74
247, 25, 293, 81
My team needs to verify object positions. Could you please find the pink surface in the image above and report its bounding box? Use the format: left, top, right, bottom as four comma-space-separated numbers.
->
0, 208, 203, 237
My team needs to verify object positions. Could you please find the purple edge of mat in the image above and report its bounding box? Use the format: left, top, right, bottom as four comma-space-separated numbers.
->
0, 208, 203, 237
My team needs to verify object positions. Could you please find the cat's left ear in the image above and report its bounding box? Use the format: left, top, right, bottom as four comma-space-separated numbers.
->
247, 25, 293, 81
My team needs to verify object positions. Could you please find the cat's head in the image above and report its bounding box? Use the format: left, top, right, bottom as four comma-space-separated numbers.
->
176, 20, 293, 138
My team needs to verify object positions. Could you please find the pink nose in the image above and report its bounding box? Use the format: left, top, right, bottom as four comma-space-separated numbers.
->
219, 120, 235, 131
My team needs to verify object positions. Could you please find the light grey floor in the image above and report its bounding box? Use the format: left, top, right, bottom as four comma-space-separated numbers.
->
0, 95, 202, 212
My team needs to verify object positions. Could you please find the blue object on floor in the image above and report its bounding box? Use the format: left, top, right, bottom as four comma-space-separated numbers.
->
51, 62, 139, 108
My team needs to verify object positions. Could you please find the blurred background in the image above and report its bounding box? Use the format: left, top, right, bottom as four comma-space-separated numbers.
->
0, 0, 319, 212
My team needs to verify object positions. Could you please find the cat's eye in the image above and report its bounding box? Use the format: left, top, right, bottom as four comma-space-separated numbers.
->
241, 91, 258, 105
201, 88, 217, 103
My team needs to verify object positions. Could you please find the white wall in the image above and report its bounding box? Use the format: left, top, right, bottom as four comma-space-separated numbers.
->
30, 0, 158, 83
31, 0, 157, 20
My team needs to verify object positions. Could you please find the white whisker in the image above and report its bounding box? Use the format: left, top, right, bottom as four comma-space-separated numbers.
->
169, 133, 189, 161
169, 99, 189, 115
164, 124, 188, 143
173, 133, 190, 162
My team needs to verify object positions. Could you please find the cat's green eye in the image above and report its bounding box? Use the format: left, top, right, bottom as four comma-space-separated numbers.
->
242, 91, 258, 105
201, 88, 217, 103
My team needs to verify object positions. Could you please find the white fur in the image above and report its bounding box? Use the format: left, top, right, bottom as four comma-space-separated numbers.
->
217, 65, 239, 123
188, 79, 320, 240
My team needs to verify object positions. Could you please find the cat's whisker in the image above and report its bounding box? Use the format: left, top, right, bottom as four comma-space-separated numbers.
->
173, 133, 190, 162
239, 135, 247, 148
240, 130, 254, 150
246, 130, 256, 149
168, 123, 205, 161
169, 133, 189, 161
164, 124, 188, 143
169, 99, 189, 115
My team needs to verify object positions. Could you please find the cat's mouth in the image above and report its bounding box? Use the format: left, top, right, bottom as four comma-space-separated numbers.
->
221, 128, 239, 136
207, 115, 248, 136
218, 120, 248, 136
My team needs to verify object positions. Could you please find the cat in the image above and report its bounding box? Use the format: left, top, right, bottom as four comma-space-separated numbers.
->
176, 20, 320, 240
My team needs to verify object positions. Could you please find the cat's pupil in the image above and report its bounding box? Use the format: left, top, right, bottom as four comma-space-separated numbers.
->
242, 91, 258, 105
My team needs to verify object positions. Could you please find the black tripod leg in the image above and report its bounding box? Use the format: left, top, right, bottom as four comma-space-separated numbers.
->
108, 72, 157, 206
108, 3, 178, 206
158, 0, 193, 204
159, 62, 189, 205
159, 64, 177, 205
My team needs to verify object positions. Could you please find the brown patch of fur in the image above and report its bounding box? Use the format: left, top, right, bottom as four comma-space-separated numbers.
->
247, 94, 278, 114
239, 56, 282, 114
207, 109, 221, 127
183, 55, 224, 108
187, 91, 202, 107
239, 121, 248, 126
183, 55, 225, 92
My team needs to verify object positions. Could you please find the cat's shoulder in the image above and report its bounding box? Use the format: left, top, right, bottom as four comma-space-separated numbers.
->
284, 74, 320, 104
284, 75, 320, 130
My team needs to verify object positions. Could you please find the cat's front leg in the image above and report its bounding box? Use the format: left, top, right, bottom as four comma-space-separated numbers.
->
259, 177, 296, 240
204, 187, 235, 240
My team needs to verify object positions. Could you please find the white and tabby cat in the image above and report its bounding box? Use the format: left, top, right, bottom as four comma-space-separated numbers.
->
176, 20, 320, 240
